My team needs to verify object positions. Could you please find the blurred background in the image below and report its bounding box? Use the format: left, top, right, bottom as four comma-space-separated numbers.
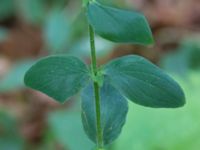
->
0, 0, 200, 149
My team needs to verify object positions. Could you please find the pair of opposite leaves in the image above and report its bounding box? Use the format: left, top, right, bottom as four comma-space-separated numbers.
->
24, 1, 185, 147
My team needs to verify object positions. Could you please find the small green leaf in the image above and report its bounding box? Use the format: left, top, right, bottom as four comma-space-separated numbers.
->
24, 56, 90, 103
103, 55, 185, 108
87, 2, 154, 45
81, 80, 128, 145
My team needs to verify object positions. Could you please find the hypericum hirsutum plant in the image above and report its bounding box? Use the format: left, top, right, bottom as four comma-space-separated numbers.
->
24, 0, 185, 149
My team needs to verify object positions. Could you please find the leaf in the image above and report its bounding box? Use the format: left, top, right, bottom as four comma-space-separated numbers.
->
81, 80, 128, 145
24, 56, 90, 103
87, 2, 154, 45
103, 55, 185, 108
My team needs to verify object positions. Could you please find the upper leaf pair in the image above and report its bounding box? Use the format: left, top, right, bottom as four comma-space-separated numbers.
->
25, 55, 185, 107
104, 55, 185, 108
87, 1, 154, 45
24, 56, 90, 103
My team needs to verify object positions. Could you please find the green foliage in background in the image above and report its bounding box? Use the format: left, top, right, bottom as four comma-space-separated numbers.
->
161, 37, 200, 75
0, 27, 9, 42
0, 111, 25, 150
69, 37, 114, 59
0, 60, 34, 93
48, 110, 94, 150
17, 0, 68, 25
17, 0, 47, 24
43, 10, 70, 53
0, 0, 14, 21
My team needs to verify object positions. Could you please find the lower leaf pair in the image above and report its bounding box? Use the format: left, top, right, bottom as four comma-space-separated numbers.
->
24, 55, 185, 146
82, 81, 128, 146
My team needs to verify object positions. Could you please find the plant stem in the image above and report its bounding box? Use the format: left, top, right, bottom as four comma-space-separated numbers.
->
89, 25, 97, 74
89, 24, 104, 149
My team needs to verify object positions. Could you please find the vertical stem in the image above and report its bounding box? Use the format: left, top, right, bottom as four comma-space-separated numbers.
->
89, 24, 97, 74
89, 24, 104, 149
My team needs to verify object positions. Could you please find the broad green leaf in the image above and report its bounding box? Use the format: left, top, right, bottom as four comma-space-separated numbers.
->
87, 2, 154, 45
24, 56, 90, 103
81, 80, 128, 145
103, 55, 185, 108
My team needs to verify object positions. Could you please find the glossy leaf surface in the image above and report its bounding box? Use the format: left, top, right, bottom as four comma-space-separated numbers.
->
87, 2, 154, 45
103, 55, 185, 108
81, 80, 128, 145
24, 56, 90, 103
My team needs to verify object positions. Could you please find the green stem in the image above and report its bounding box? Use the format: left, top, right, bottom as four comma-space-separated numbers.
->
89, 24, 97, 74
89, 24, 104, 149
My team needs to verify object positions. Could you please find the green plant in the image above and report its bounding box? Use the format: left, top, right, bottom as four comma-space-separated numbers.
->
0, 0, 14, 21
161, 36, 200, 75
24, 0, 185, 149
0, 111, 25, 150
